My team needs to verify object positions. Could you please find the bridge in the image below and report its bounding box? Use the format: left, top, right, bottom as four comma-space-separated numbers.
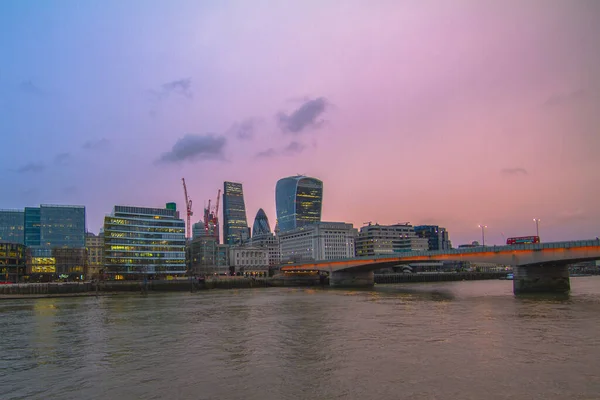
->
280, 239, 600, 294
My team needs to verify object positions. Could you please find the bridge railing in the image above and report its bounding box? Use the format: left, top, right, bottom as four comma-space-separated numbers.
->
284, 239, 600, 267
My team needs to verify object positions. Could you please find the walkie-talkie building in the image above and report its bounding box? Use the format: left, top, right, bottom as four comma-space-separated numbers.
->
275, 176, 323, 233
222, 181, 249, 245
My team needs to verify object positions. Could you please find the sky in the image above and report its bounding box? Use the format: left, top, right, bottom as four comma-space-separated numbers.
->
1, 0, 599, 246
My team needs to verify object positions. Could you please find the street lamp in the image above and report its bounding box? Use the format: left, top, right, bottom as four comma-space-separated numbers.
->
478, 225, 487, 246
533, 218, 540, 239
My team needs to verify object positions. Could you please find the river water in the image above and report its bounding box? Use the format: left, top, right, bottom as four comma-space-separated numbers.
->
1, 278, 600, 400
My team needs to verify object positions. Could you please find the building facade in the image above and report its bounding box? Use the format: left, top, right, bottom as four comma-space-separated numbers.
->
252, 208, 271, 237
0, 241, 26, 283
275, 176, 323, 233
0, 210, 24, 244
103, 204, 186, 279
355, 223, 428, 257
249, 232, 280, 267
414, 225, 452, 250
229, 246, 269, 275
279, 222, 357, 263
222, 181, 250, 245
86, 232, 104, 279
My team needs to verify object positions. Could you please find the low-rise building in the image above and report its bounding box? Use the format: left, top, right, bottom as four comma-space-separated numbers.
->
249, 232, 280, 267
86, 232, 104, 279
414, 225, 452, 250
229, 246, 269, 275
279, 221, 357, 263
355, 223, 428, 257
0, 241, 26, 283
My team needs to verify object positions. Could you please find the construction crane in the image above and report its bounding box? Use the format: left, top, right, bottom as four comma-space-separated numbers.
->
204, 199, 212, 233
181, 178, 193, 239
213, 189, 221, 243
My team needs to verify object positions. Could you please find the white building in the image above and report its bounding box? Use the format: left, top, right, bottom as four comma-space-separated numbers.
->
229, 246, 269, 275
279, 222, 357, 263
356, 223, 428, 256
249, 232, 280, 267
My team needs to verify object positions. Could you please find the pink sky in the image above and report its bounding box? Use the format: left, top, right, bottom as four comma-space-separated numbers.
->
1, 0, 599, 245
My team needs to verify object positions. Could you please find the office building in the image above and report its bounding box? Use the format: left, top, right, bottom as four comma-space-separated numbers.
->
355, 223, 428, 257
252, 208, 271, 237
222, 181, 250, 245
276, 175, 323, 233
86, 232, 104, 279
187, 237, 230, 275
24, 205, 86, 248
24, 207, 41, 246
103, 204, 186, 279
279, 221, 356, 263
229, 246, 269, 276
0, 241, 26, 283
249, 232, 280, 267
0, 210, 24, 244
414, 225, 452, 250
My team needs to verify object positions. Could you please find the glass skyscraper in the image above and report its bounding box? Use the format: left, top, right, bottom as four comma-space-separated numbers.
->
24, 207, 41, 246
0, 210, 24, 244
222, 181, 249, 245
275, 176, 323, 233
252, 208, 271, 237
24, 205, 85, 248
103, 204, 186, 278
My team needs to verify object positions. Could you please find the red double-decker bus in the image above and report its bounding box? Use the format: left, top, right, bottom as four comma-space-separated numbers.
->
506, 236, 540, 245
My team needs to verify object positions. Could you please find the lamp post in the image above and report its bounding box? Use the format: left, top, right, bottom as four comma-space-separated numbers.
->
478, 225, 487, 246
533, 218, 540, 239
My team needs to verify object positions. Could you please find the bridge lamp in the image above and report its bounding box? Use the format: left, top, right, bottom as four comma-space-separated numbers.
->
478, 225, 487, 246
533, 218, 540, 238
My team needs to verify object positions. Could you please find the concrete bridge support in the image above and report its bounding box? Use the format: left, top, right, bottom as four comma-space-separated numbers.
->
513, 264, 570, 294
329, 270, 374, 288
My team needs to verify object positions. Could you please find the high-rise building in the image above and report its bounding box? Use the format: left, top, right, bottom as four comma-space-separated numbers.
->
355, 223, 428, 257
278, 221, 356, 263
103, 204, 186, 279
0, 210, 24, 244
275, 175, 323, 233
252, 208, 271, 237
414, 225, 452, 250
222, 181, 249, 245
24, 207, 41, 246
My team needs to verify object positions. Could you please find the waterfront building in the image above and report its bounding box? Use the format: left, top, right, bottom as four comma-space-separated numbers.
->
279, 221, 357, 263
252, 208, 271, 237
229, 246, 269, 276
355, 223, 428, 257
0, 241, 26, 283
414, 225, 452, 250
24, 207, 41, 246
103, 204, 186, 279
0, 210, 24, 244
187, 237, 231, 276
86, 232, 104, 279
249, 232, 280, 267
275, 175, 323, 233
222, 181, 250, 245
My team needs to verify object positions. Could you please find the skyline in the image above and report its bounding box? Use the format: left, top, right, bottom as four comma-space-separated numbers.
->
2, 1, 600, 246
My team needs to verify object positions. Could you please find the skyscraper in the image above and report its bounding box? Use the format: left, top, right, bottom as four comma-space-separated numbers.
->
222, 181, 249, 245
275, 175, 323, 233
252, 208, 271, 237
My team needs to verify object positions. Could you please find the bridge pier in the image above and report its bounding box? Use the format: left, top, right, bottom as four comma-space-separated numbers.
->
513, 264, 570, 294
329, 270, 374, 288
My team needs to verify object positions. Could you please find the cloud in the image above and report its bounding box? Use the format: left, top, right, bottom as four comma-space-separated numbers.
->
543, 89, 598, 107
54, 152, 71, 166
82, 138, 110, 150
283, 141, 305, 155
159, 134, 226, 163
255, 148, 277, 158
277, 97, 328, 133
19, 80, 44, 96
13, 163, 45, 173
501, 167, 528, 176
228, 118, 260, 140
556, 208, 587, 223
152, 78, 193, 100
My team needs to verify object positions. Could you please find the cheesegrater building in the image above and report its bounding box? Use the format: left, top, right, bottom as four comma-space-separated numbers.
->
275, 175, 323, 233
103, 204, 186, 279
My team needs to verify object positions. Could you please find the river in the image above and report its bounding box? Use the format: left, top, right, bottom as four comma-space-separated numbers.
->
1, 277, 600, 400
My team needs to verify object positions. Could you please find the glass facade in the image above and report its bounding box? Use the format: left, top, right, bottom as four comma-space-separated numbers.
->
0, 210, 24, 244
414, 225, 452, 250
222, 181, 249, 245
39, 205, 86, 248
24, 207, 41, 246
103, 205, 186, 278
252, 208, 271, 237
275, 176, 323, 233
